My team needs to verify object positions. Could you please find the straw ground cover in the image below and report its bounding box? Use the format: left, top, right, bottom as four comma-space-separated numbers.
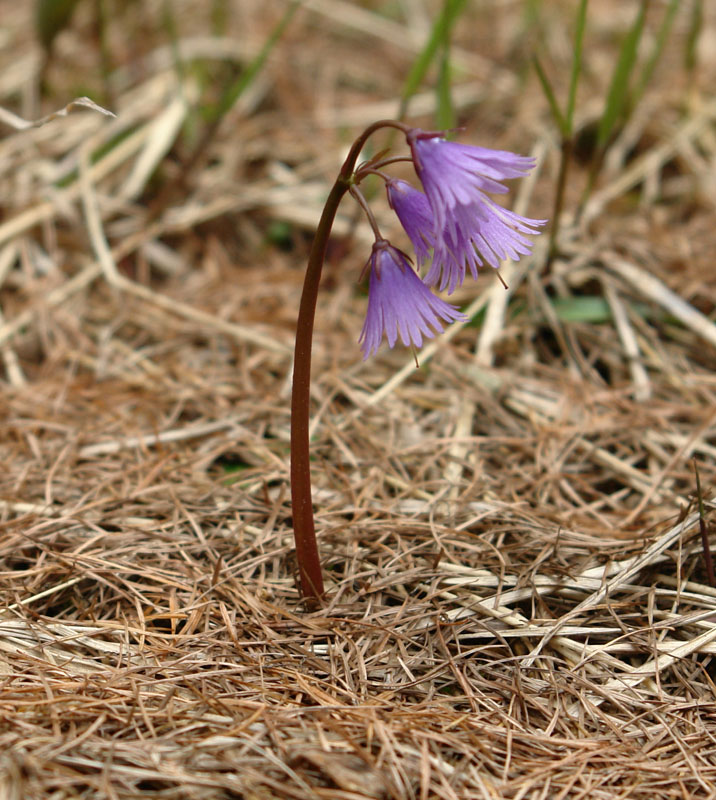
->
1, 0, 716, 797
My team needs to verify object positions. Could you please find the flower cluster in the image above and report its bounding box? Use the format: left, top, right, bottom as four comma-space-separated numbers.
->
357, 128, 546, 359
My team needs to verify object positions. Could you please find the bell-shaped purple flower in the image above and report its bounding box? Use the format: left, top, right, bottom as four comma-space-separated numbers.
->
386, 179, 435, 266
359, 240, 466, 360
407, 130, 546, 292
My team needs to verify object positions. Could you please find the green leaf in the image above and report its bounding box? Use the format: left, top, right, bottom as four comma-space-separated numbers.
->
551, 296, 612, 323
551, 295, 655, 324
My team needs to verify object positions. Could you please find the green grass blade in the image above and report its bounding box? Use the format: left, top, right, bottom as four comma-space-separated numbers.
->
161, 0, 185, 84
522, 0, 542, 32
435, 45, 454, 130
533, 54, 568, 137
398, 0, 468, 122
211, 0, 230, 36
435, 0, 465, 130
565, 0, 589, 134
630, 0, 679, 111
595, 0, 648, 150
685, 0, 703, 75
532, 0, 586, 138
215, 1, 299, 119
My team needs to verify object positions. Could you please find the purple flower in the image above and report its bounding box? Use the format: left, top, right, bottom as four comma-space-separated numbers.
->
407, 130, 546, 292
386, 179, 435, 265
359, 240, 466, 360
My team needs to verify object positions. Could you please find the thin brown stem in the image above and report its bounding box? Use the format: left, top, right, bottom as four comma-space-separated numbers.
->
290, 119, 407, 603
349, 186, 382, 239
356, 155, 414, 177
544, 135, 573, 274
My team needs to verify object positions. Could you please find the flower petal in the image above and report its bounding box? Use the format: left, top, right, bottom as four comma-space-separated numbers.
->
407, 131, 547, 292
386, 179, 434, 265
359, 241, 466, 359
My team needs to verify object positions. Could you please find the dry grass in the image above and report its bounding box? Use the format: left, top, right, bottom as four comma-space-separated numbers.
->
2, 1, 716, 797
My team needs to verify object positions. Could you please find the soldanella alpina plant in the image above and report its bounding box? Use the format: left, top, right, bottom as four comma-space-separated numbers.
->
291, 120, 546, 603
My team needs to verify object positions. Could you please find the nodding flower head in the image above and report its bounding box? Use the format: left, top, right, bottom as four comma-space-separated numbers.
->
406, 130, 547, 292
359, 240, 466, 360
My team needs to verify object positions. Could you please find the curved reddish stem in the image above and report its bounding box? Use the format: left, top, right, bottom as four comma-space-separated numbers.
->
290, 119, 408, 603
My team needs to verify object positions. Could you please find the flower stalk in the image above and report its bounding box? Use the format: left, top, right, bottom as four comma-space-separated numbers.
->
290, 176, 348, 603
290, 120, 406, 603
